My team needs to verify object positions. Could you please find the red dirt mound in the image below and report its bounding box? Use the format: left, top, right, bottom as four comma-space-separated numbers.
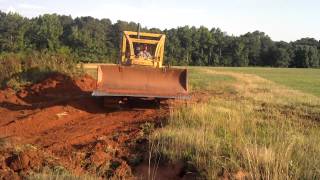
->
28, 73, 95, 94
0, 73, 172, 179
16, 73, 96, 102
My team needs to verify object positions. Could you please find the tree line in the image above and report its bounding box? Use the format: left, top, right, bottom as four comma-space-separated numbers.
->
0, 11, 319, 68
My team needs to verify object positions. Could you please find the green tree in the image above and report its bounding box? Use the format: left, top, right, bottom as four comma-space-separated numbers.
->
269, 46, 291, 67
241, 31, 264, 66
0, 11, 319, 68
308, 46, 319, 67
210, 28, 225, 65
26, 14, 63, 51
294, 46, 310, 68
230, 37, 249, 66
165, 29, 183, 65
0, 12, 27, 51
177, 26, 193, 65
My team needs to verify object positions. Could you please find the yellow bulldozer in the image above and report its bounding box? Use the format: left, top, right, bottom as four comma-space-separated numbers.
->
92, 28, 188, 106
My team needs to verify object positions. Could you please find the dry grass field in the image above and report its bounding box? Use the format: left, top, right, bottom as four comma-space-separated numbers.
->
151, 67, 320, 179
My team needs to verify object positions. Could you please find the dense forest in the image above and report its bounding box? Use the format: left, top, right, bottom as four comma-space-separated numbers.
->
0, 11, 319, 68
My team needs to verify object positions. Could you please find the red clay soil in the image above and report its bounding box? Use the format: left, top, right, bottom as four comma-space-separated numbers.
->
0, 73, 185, 179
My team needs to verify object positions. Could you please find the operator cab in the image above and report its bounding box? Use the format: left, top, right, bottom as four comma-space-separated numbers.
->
120, 31, 165, 68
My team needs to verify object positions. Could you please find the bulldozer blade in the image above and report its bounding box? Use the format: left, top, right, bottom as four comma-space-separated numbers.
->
92, 65, 188, 99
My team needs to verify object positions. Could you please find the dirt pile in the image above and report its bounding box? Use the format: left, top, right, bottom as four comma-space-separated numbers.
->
17, 73, 95, 103
0, 143, 62, 180
0, 73, 172, 179
0, 73, 96, 106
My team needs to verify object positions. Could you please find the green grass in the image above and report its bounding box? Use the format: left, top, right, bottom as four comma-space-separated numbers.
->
212, 67, 320, 97
188, 68, 235, 92
151, 67, 320, 179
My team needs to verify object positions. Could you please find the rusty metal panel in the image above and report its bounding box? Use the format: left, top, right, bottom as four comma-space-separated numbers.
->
92, 65, 188, 99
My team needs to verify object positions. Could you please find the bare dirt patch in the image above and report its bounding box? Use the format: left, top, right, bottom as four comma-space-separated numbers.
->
0, 73, 176, 179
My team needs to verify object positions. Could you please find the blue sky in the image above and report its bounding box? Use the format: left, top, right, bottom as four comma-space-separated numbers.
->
0, 0, 319, 42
